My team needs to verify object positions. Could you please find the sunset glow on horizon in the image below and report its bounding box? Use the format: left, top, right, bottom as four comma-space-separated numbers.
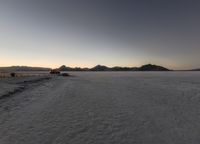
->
0, 0, 200, 70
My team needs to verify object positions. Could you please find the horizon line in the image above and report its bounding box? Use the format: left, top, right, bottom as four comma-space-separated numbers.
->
0, 64, 199, 71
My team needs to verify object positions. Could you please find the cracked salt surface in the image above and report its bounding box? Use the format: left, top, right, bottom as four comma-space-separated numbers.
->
0, 72, 200, 144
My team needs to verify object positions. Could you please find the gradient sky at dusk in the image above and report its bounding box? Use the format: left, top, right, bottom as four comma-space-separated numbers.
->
0, 0, 200, 69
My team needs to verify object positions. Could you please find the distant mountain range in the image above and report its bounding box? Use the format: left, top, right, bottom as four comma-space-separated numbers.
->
58, 64, 170, 71
1, 64, 199, 72
0, 66, 51, 72
189, 69, 200, 71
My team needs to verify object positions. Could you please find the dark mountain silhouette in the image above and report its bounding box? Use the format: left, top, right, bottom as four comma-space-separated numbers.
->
111, 66, 138, 71
138, 64, 170, 71
90, 65, 109, 71
194, 69, 200, 71
0, 66, 51, 72
188, 69, 200, 71
58, 65, 89, 71
59, 65, 73, 71
90, 64, 170, 71
90, 65, 139, 71
0, 64, 171, 72
57, 64, 170, 71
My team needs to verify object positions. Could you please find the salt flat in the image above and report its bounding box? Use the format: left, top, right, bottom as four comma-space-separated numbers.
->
0, 72, 200, 144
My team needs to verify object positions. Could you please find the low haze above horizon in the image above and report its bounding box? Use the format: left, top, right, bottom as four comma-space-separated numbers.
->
0, 0, 200, 70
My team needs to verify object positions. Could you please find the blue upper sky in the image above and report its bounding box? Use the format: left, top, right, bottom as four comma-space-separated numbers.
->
0, 0, 200, 69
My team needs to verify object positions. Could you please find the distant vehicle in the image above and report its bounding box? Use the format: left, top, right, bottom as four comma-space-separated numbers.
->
50, 69, 60, 74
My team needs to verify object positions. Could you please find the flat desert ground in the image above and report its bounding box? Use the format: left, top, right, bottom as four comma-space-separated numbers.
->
0, 72, 200, 144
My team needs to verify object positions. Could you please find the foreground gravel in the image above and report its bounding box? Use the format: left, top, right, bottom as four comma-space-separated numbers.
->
0, 72, 200, 144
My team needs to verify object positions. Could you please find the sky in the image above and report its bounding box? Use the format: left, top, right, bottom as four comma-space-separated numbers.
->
0, 0, 200, 69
